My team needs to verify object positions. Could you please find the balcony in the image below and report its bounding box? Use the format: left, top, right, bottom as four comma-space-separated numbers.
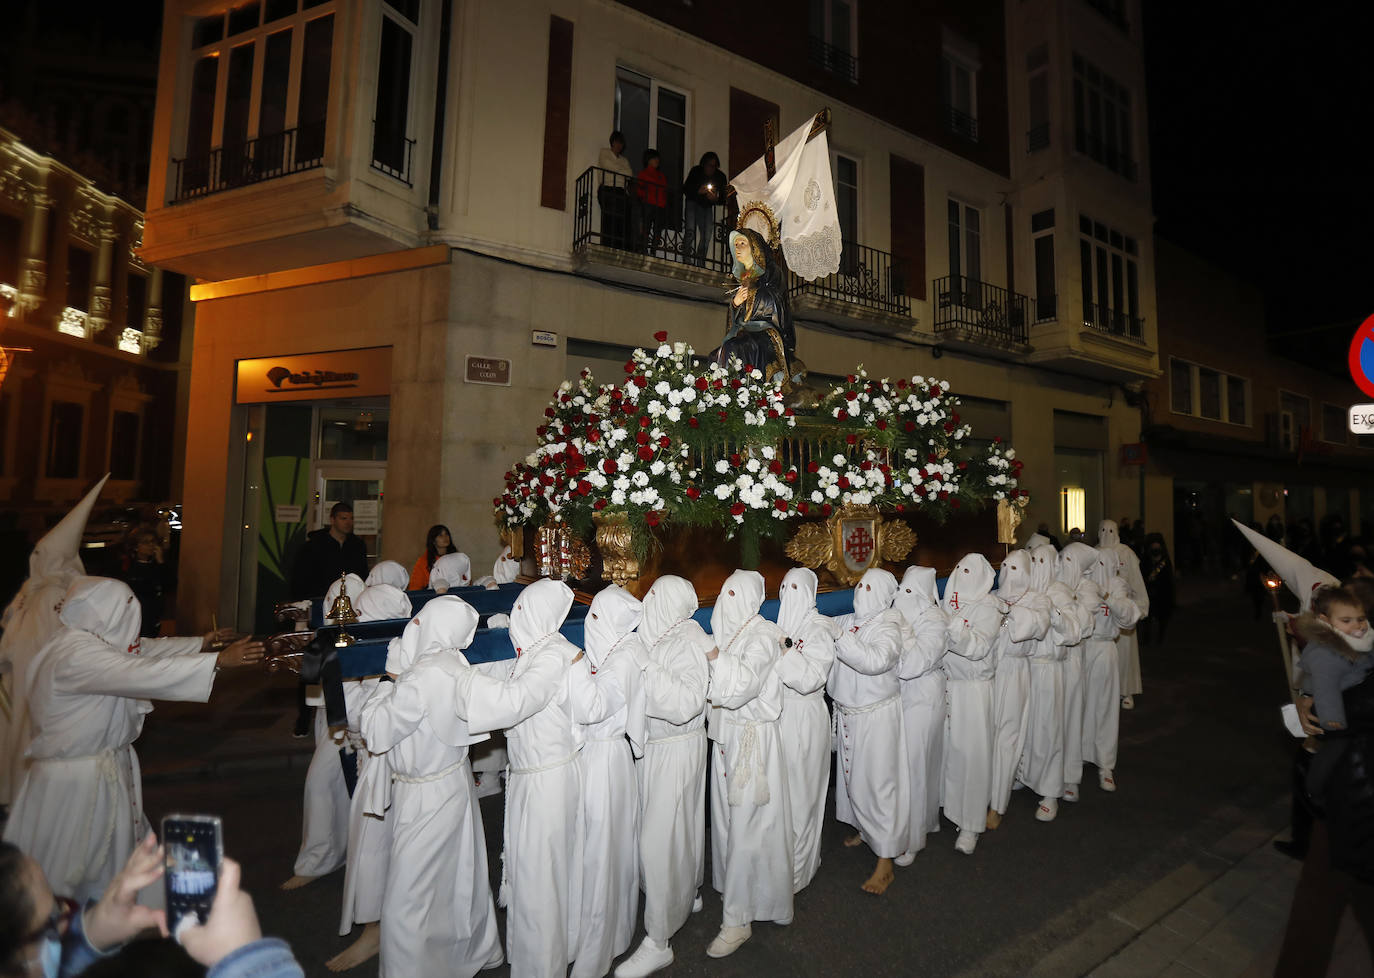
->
1034, 293, 1058, 324
1075, 134, 1139, 181
1082, 301, 1145, 342
171, 125, 324, 204
944, 105, 979, 143
370, 121, 416, 187
933, 275, 1029, 348
1027, 123, 1050, 153
789, 242, 912, 332
809, 35, 859, 85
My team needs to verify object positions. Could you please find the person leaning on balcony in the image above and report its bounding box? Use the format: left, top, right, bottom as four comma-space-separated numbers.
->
682, 152, 727, 266
632, 149, 668, 254
597, 130, 634, 250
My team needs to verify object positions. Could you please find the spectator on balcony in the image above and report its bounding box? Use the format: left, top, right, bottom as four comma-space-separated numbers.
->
682, 152, 727, 267
597, 130, 634, 250
632, 149, 668, 255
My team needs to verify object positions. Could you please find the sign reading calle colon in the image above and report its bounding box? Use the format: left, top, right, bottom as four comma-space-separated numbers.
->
465, 355, 511, 386
236, 347, 392, 404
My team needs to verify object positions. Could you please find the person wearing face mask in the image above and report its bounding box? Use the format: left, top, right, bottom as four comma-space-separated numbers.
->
987, 551, 1051, 830
940, 554, 1005, 856
615, 576, 709, 978
828, 568, 908, 894
1056, 543, 1102, 803
774, 568, 838, 892
1098, 520, 1150, 710
702, 570, 793, 958
1018, 545, 1091, 822
892, 566, 949, 862
566, 586, 644, 978
3, 577, 262, 905
1080, 549, 1142, 793
357, 597, 503, 978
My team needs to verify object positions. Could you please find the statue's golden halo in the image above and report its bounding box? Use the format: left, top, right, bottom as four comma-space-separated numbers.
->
736, 201, 780, 252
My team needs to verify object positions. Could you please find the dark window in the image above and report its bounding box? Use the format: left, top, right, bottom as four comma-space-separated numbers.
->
228, 1, 261, 36
46, 401, 83, 479
66, 247, 92, 311
185, 55, 219, 167
373, 14, 414, 172
834, 154, 858, 246
110, 411, 141, 480
0, 212, 20, 287
1170, 358, 1191, 414
223, 43, 256, 151
1072, 53, 1134, 178
1226, 376, 1248, 425
1034, 233, 1055, 320
296, 14, 334, 163
126, 274, 147, 329
1323, 404, 1348, 444
260, 28, 294, 138
383, 0, 418, 22
1198, 367, 1222, 420
264, 0, 296, 22
192, 15, 224, 47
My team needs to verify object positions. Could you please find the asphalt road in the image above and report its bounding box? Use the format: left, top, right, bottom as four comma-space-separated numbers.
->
132, 576, 1293, 978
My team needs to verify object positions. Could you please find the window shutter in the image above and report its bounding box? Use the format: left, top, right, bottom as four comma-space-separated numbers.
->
888, 155, 925, 300
539, 16, 574, 210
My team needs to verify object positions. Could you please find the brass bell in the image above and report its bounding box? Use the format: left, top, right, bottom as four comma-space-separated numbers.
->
326, 572, 359, 648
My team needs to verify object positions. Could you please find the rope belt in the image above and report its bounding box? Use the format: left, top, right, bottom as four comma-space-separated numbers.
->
834, 692, 900, 716
35, 748, 123, 886
647, 727, 705, 747
722, 716, 773, 807
392, 758, 466, 784
509, 752, 577, 777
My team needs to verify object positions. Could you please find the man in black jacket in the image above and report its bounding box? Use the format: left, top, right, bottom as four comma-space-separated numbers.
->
290, 502, 369, 600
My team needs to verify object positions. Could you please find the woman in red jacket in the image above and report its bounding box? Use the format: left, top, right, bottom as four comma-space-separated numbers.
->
632, 149, 667, 255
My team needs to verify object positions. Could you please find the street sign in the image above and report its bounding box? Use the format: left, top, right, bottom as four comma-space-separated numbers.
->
1349, 404, 1374, 434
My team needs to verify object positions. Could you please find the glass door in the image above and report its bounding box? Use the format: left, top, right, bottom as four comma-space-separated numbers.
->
314, 465, 385, 562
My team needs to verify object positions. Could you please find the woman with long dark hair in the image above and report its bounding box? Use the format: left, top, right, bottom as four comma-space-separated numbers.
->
409, 525, 456, 590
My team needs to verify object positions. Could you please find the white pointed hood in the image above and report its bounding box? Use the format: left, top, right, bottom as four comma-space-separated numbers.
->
59, 576, 144, 655
998, 549, 1033, 599
384, 595, 480, 674
1030, 544, 1058, 592
1231, 518, 1339, 611
1025, 532, 1051, 551
366, 560, 409, 591
493, 545, 520, 585
355, 584, 412, 622
778, 567, 820, 637
1058, 542, 1097, 588
30, 474, 109, 583
508, 579, 574, 656
853, 568, 898, 624
1098, 519, 1120, 548
324, 573, 366, 620
893, 565, 940, 627
943, 554, 994, 614
1089, 547, 1120, 594
429, 552, 471, 591
584, 584, 642, 670
711, 570, 765, 646
640, 575, 699, 648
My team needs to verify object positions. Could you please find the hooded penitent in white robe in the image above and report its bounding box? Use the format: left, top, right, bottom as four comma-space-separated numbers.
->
893, 566, 948, 857
774, 567, 837, 890
0, 474, 108, 806
1057, 543, 1100, 795
989, 551, 1051, 817
635, 575, 710, 946
449, 579, 583, 978
366, 560, 411, 592
430, 553, 472, 592
354, 584, 413, 623
829, 569, 909, 860
4, 577, 214, 902
1231, 518, 1339, 612
568, 585, 642, 978
707, 570, 794, 928
359, 597, 503, 978
1081, 549, 1142, 778
324, 573, 368, 614
493, 545, 521, 584
940, 554, 1004, 842
1098, 521, 1149, 700
1025, 532, 1052, 551
1017, 545, 1090, 806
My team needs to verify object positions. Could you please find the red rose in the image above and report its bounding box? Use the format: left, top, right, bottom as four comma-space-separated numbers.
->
785, 470, 798, 483
993, 435, 1002, 444
743, 364, 754, 373
845, 434, 857, 445
638, 415, 650, 426
624, 360, 636, 373
897, 378, 908, 389
939, 490, 949, 500
636, 430, 650, 444
730, 378, 742, 389
845, 390, 857, 401
718, 411, 729, 421
798, 502, 810, 515
768, 409, 779, 419
807, 461, 819, 473
876, 420, 888, 430
637, 445, 654, 460
610, 389, 623, 401
521, 486, 530, 497
757, 399, 768, 408
587, 429, 601, 443
633, 375, 648, 388
838, 476, 850, 489
688, 417, 700, 428
545, 407, 555, 417
587, 413, 600, 424
536, 425, 547, 437
659, 435, 671, 447
774, 499, 789, 512
492, 497, 500, 506
654, 330, 668, 343
904, 421, 916, 433
951, 499, 961, 509
695, 377, 709, 391
603, 459, 618, 474
896, 503, 905, 512
730, 453, 742, 466
837, 409, 848, 421
860, 460, 872, 471
927, 453, 938, 463
768, 459, 782, 473
686, 487, 701, 500
646, 510, 661, 527
943, 422, 955, 433
821, 503, 832, 516
623, 403, 637, 415
578, 480, 591, 495
952, 412, 961, 424
846, 374, 857, 383
784, 408, 795, 417
730, 502, 747, 516
594, 498, 608, 510
958, 461, 968, 470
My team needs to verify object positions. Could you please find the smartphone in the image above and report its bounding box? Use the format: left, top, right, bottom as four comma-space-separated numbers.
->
162, 814, 223, 934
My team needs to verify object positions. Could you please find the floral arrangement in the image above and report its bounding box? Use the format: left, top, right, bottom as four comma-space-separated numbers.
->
494, 332, 1027, 567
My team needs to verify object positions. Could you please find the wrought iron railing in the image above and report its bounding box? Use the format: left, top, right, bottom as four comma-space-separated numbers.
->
1082, 301, 1144, 342
933, 275, 1029, 344
572, 166, 730, 273
808, 35, 859, 84
172, 124, 325, 203
944, 105, 979, 142
1027, 123, 1050, 152
370, 121, 416, 186
789, 241, 910, 318
1034, 293, 1058, 323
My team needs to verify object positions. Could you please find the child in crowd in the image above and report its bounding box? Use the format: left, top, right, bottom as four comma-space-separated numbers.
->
1299, 587, 1374, 735
633, 149, 668, 253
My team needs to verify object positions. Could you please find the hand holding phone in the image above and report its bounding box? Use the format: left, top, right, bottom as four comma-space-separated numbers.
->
177, 859, 264, 969
163, 814, 223, 936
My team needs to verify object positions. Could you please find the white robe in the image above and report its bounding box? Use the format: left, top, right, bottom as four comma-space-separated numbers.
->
1018, 570, 1089, 800
1056, 545, 1099, 793
829, 583, 908, 860
339, 678, 389, 935
989, 563, 1051, 815
897, 602, 948, 854
293, 706, 350, 877
361, 658, 502, 978
1082, 560, 1141, 773
636, 587, 709, 945
707, 572, 793, 928
4, 630, 212, 902
1098, 522, 1149, 698
774, 602, 835, 891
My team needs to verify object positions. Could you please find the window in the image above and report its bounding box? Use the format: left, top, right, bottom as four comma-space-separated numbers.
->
1322, 403, 1349, 445
319, 407, 389, 460
0, 212, 21, 288
1280, 391, 1311, 438
177, 1, 335, 199
1031, 208, 1055, 320
372, 0, 417, 181
1078, 214, 1140, 337
808, 0, 858, 83
1170, 357, 1248, 425
109, 411, 141, 481
948, 199, 981, 297
46, 401, 84, 479
66, 247, 92, 312
1026, 43, 1050, 152
833, 152, 859, 274
940, 33, 980, 142
614, 67, 689, 226
1072, 54, 1134, 179
126, 272, 147, 330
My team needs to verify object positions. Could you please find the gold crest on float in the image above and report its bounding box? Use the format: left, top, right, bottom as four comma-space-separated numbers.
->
785, 504, 918, 586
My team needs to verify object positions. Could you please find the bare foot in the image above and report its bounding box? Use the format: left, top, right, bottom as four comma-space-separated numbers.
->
843, 832, 864, 848
280, 874, 317, 891
986, 808, 1002, 830
326, 922, 380, 971
861, 858, 895, 895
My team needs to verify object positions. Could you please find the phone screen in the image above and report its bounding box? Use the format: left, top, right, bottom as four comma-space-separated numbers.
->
163, 815, 222, 934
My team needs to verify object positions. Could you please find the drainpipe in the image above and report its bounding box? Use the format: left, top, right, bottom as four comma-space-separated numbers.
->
426, 0, 452, 231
